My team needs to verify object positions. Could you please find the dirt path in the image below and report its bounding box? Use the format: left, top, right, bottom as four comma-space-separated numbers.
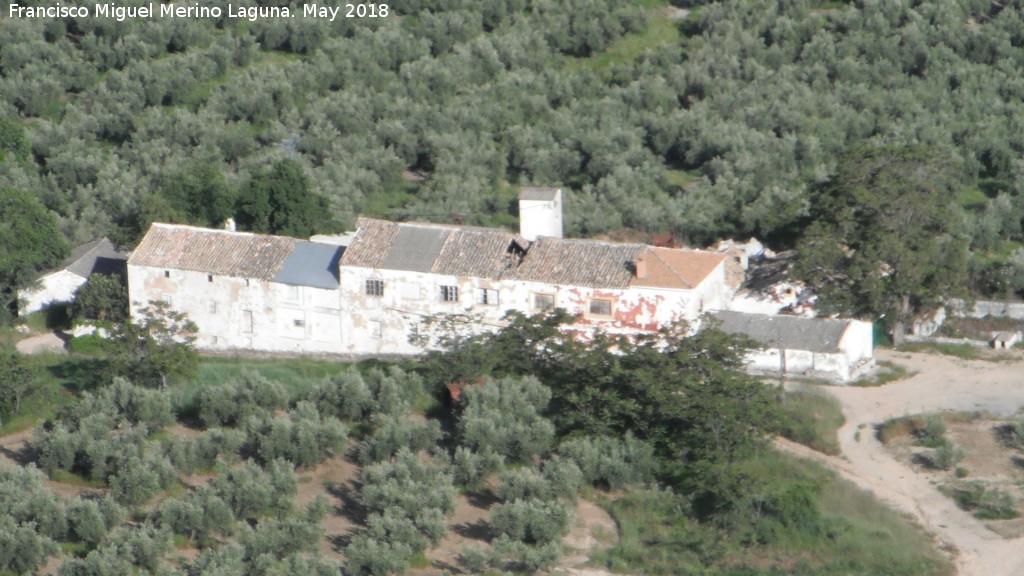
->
15, 332, 66, 354
779, 348, 1024, 576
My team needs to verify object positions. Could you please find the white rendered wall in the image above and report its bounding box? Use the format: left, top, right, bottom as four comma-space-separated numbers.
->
19, 270, 87, 315
128, 265, 342, 354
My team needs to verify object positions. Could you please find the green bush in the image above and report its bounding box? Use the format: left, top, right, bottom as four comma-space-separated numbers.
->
450, 446, 503, 486
198, 372, 288, 428
242, 402, 348, 469
557, 432, 657, 490
931, 444, 965, 471
211, 459, 296, 519
457, 376, 555, 463
343, 535, 414, 576
357, 413, 441, 465
491, 498, 572, 545
918, 415, 948, 448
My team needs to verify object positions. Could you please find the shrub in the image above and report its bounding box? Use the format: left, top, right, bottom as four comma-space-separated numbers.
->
0, 516, 59, 575
163, 427, 245, 474
558, 433, 657, 490
198, 372, 288, 428
108, 453, 177, 506
918, 415, 948, 448
459, 545, 491, 573
457, 376, 555, 462
0, 464, 67, 540
238, 516, 322, 561
211, 459, 296, 519
491, 498, 572, 545
242, 402, 348, 469
358, 414, 441, 464
931, 444, 965, 471
155, 488, 235, 542
360, 449, 456, 519
450, 446, 503, 486
305, 369, 375, 421
67, 498, 108, 545
489, 535, 562, 573
343, 535, 414, 576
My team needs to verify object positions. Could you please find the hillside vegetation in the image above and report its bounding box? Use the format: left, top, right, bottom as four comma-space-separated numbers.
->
5, 0, 1024, 324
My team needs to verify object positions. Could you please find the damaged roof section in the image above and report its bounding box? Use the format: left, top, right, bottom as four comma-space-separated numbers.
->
341, 218, 526, 279
344, 218, 726, 290
711, 310, 853, 354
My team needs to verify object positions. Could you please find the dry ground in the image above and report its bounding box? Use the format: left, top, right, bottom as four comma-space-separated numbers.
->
778, 347, 1024, 576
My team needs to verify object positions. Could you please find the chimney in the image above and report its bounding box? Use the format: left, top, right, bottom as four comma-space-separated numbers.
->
635, 256, 647, 279
224, 218, 236, 232
518, 187, 563, 242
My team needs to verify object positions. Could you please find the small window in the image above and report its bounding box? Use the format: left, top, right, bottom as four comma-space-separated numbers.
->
207, 274, 214, 283
532, 293, 555, 311
366, 279, 384, 297
589, 299, 613, 316
207, 301, 217, 314
242, 310, 253, 334
211, 335, 219, 345
440, 285, 459, 302
478, 288, 499, 306
293, 319, 305, 327
164, 270, 170, 278
164, 295, 173, 306
369, 321, 382, 339
244, 279, 251, 287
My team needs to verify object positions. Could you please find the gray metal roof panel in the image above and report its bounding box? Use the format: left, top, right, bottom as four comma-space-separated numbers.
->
272, 241, 344, 289
711, 310, 852, 354
380, 227, 451, 273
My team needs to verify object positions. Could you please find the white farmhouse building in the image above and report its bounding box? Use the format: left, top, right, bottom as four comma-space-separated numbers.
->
127, 189, 731, 356
337, 218, 729, 355
19, 238, 128, 316
711, 310, 874, 383
127, 224, 345, 354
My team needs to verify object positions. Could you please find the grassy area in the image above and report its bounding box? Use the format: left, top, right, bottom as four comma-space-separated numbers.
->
595, 452, 952, 575
664, 168, 700, 189
956, 185, 990, 211
898, 341, 981, 360
565, 10, 683, 75
174, 355, 360, 414
779, 386, 845, 455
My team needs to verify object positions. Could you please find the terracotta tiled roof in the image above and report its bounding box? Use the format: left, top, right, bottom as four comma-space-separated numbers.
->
632, 247, 726, 290
340, 218, 525, 279
128, 223, 296, 280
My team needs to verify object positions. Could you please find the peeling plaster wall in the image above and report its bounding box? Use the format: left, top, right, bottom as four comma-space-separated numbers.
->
338, 264, 719, 355
19, 270, 87, 315
339, 266, 534, 355
128, 265, 342, 354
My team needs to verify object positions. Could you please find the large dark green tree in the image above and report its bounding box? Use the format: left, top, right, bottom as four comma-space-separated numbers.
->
236, 159, 333, 237
105, 301, 199, 388
0, 189, 67, 323
795, 145, 969, 342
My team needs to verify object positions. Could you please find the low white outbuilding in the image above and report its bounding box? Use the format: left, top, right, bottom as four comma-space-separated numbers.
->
19, 238, 128, 316
711, 310, 874, 383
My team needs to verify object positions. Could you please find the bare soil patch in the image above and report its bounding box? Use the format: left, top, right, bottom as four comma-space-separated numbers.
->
885, 419, 1024, 538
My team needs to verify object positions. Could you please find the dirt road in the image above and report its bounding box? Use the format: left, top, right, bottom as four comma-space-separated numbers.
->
779, 348, 1024, 576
